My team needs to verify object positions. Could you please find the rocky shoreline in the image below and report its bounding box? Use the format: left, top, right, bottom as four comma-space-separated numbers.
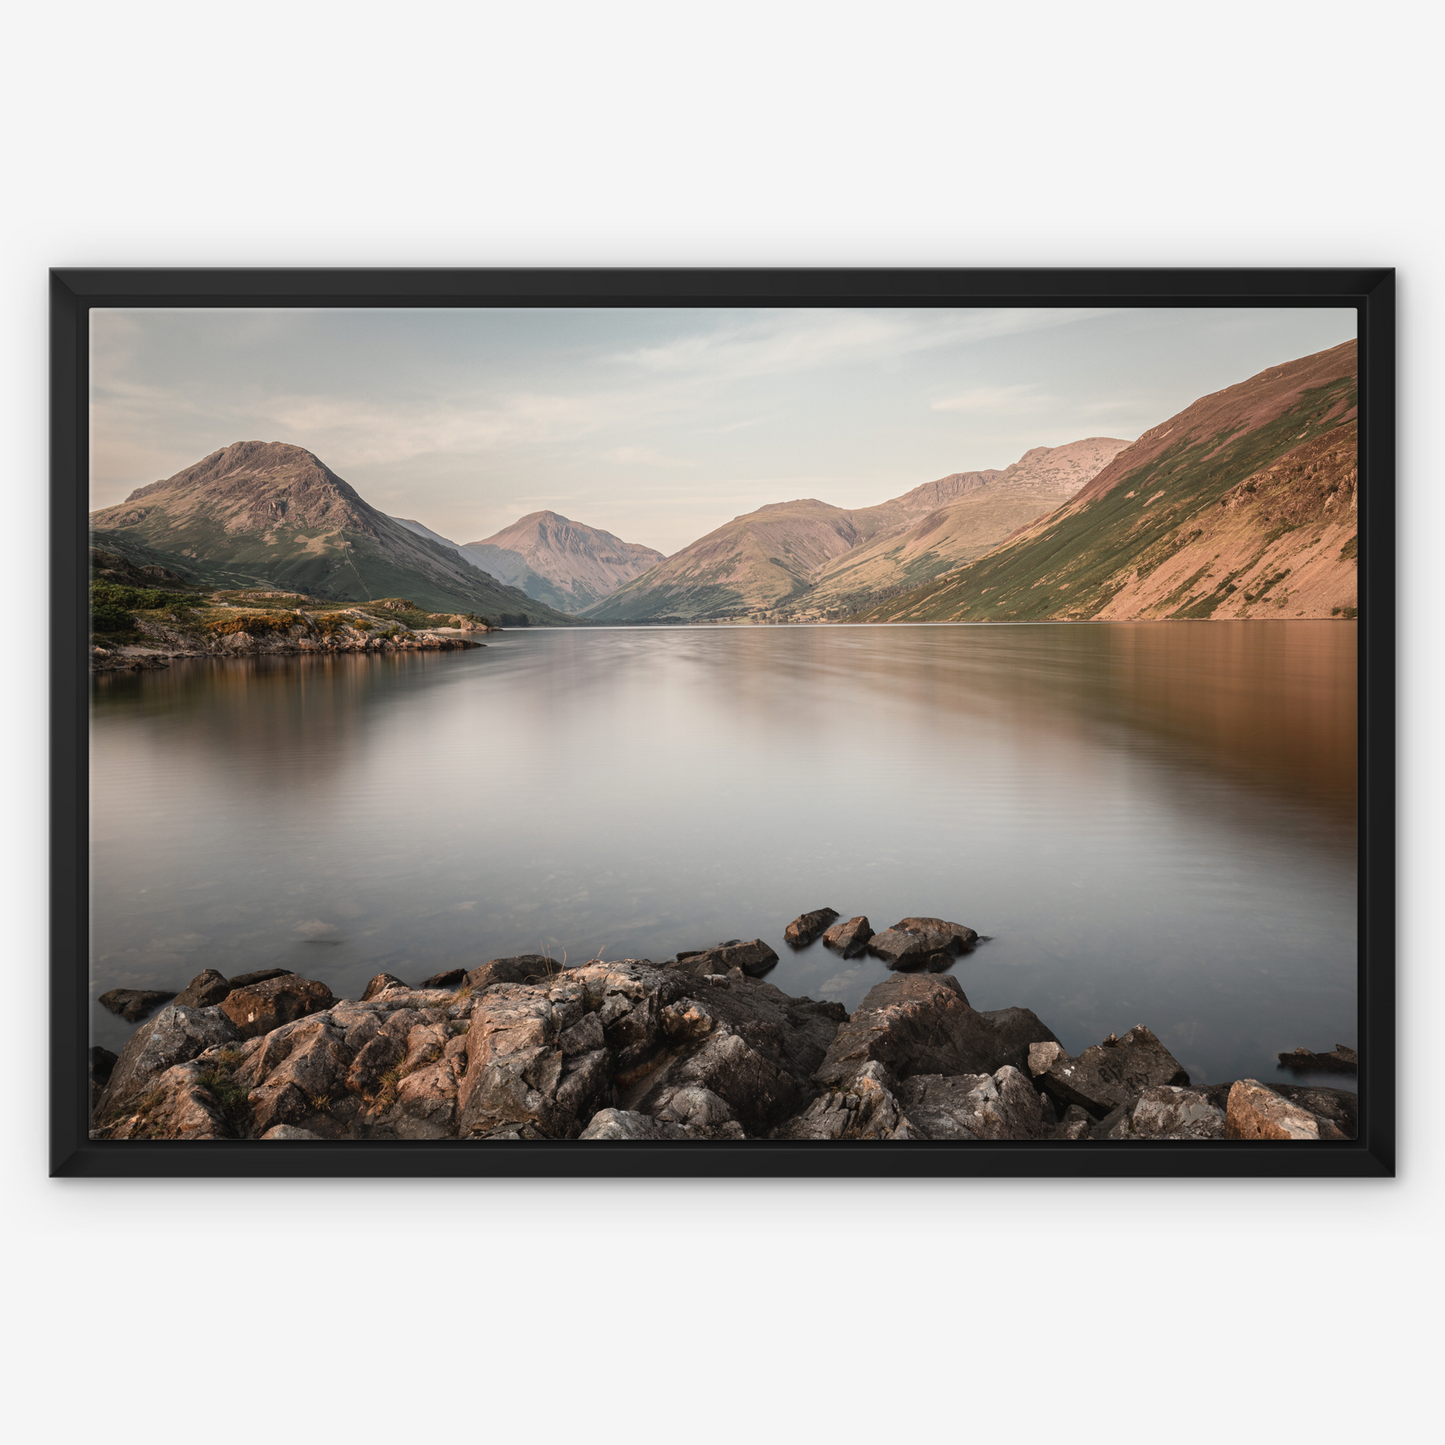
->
90, 916, 1357, 1143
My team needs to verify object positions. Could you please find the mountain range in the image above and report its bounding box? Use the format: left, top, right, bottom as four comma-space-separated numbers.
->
860, 340, 1358, 623
88, 341, 1358, 628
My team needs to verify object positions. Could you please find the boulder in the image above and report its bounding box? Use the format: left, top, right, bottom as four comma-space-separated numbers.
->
1029, 1040, 1068, 1076
771, 1062, 915, 1141
866, 928, 957, 967
92, 1059, 234, 1140
98, 988, 176, 1023
1099, 1085, 1226, 1140
361, 973, 411, 1001
1038, 1026, 1189, 1114
896, 1067, 1048, 1140
173, 969, 231, 1008
94, 1004, 241, 1119
894, 917, 980, 952
1225, 1080, 1349, 1140
418, 968, 468, 990
672, 940, 778, 977
785, 908, 840, 947
465, 955, 562, 990
227, 968, 295, 988
220, 974, 334, 1040
579, 1109, 692, 1140
1276, 1044, 1358, 1075
979, 1007, 1062, 1067
813, 974, 1057, 1088
822, 915, 873, 958
261, 1125, 326, 1140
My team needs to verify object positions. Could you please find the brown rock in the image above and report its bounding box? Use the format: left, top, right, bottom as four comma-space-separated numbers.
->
894, 917, 980, 952
220, 974, 334, 1040
1029, 1040, 1068, 1076
261, 1125, 326, 1140
465, 955, 563, 990
1276, 1044, 1358, 1075
98, 988, 176, 1023
226, 968, 295, 988
94, 1004, 241, 1120
1225, 1079, 1349, 1140
173, 969, 231, 1008
822, 915, 873, 958
93, 1059, 234, 1140
814, 974, 1055, 1088
672, 940, 779, 977
361, 973, 411, 1001
1039, 1026, 1189, 1114
785, 908, 840, 947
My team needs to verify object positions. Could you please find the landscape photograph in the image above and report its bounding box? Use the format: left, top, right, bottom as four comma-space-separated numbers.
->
83, 302, 1362, 1147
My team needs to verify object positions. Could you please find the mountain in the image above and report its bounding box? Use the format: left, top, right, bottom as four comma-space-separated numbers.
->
583, 449, 1124, 623
858, 341, 1358, 623
389, 515, 575, 613
460, 512, 665, 614
796, 438, 1129, 618
89, 441, 577, 624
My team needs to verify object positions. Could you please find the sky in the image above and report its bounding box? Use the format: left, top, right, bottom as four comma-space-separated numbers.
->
89, 306, 1357, 557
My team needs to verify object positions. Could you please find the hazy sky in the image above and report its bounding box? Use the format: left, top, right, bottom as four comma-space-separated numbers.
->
90, 306, 1356, 556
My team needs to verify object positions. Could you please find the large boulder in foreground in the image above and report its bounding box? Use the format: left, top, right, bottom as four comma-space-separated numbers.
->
93, 1004, 241, 1120
785, 908, 839, 947
1225, 1079, 1350, 1140
813, 974, 1057, 1088
1038, 1026, 1189, 1115
93, 1059, 234, 1140
220, 974, 334, 1040
896, 1066, 1049, 1141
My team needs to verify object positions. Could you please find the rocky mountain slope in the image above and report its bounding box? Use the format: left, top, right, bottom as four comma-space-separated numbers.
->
460, 511, 665, 614
799, 438, 1130, 618
584, 468, 1009, 623
859, 341, 1358, 623
90, 441, 576, 624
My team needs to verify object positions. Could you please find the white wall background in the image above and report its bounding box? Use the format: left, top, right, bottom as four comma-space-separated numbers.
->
3, 3, 1437, 1439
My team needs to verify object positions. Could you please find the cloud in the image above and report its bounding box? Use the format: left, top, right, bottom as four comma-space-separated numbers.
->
932, 383, 1053, 415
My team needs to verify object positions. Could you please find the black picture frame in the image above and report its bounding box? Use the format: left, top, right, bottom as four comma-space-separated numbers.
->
51, 266, 1395, 1179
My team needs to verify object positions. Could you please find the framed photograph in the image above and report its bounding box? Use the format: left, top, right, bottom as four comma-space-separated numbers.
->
50, 268, 1394, 1177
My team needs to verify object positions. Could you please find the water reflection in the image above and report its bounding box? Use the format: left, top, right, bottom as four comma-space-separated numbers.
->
89, 623, 1356, 1089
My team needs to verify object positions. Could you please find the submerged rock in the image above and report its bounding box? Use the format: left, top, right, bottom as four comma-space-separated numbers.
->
785, 908, 840, 947
1276, 1044, 1358, 1075
98, 988, 176, 1023
822, 915, 873, 958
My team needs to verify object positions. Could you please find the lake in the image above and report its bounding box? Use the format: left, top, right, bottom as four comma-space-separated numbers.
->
89, 621, 1358, 1090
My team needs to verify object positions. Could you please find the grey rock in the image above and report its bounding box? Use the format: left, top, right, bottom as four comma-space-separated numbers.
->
98, 988, 176, 1023
1054, 1104, 1094, 1140
579, 1108, 692, 1140
1029, 1040, 1068, 1076
92, 1059, 234, 1139
261, 1125, 326, 1140
1039, 1025, 1189, 1114
1101, 1085, 1226, 1140
771, 1061, 915, 1141
785, 908, 839, 947
173, 969, 232, 1008
814, 974, 1056, 1088
896, 1066, 1048, 1140
822, 915, 873, 958
94, 1004, 241, 1120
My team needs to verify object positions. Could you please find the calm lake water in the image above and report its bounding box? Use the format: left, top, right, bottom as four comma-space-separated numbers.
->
90, 622, 1357, 1089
